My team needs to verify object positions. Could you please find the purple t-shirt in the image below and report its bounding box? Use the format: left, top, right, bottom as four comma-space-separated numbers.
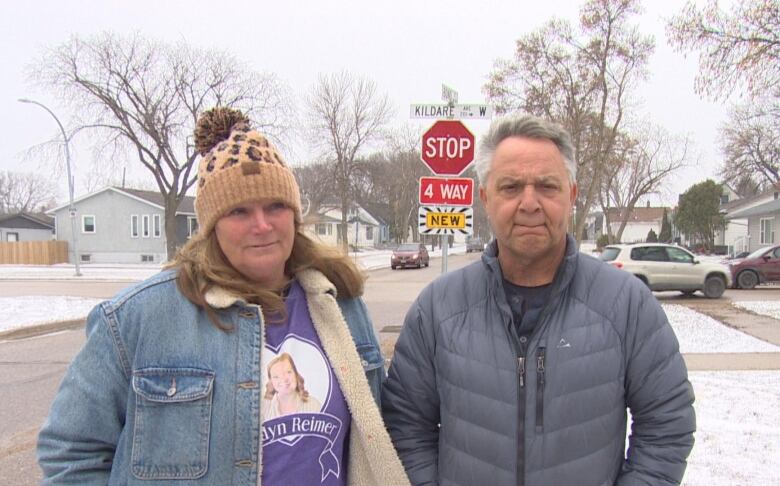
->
260, 281, 351, 485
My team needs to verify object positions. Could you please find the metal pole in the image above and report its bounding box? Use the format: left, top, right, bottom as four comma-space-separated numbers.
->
18, 98, 82, 276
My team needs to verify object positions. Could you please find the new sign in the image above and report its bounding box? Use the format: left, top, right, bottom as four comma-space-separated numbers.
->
419, 176, 474, 206
418, 206, 474, 235
420, 120, 475, 176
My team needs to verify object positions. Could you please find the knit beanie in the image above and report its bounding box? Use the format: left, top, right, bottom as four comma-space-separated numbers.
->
193, 107, 301, 236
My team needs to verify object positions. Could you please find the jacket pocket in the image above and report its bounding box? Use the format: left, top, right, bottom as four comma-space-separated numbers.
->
131, 367, 215, 480
356, 343, 383, 372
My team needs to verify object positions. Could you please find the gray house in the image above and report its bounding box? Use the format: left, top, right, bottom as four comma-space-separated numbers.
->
726, 194, 780, 253
47, 187, 197, 264
0, 212, 54, 241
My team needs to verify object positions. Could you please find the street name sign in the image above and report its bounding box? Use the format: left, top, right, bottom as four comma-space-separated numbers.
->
420, 120, 475, 176
419, 176, 474, 206
410, 103, 493, 119
418, 206, 474, 235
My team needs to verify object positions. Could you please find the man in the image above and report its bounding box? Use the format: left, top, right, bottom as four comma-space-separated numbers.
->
382, 114, 695, 485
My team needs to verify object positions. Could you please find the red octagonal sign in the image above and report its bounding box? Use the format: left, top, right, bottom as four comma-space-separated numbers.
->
421, 120, 475, 176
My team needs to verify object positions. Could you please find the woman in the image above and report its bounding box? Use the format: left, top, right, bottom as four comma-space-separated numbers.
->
262, 352, 322, 419
37, 107, 410, 485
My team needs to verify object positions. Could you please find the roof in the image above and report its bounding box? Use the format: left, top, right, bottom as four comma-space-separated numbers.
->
605, 207, 668, 223
728, 198, 780, 219
47, 186, 196, 215
0, 212, 55, 229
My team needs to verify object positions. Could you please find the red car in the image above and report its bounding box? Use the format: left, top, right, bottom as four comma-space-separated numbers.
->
728, 245, 780, 289
391, 243, 430, 269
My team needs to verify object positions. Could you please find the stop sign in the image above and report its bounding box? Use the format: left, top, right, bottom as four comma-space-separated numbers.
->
420, 120, 475, 175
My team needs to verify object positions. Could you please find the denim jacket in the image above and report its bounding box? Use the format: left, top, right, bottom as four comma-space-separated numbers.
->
38, 268, 409, 485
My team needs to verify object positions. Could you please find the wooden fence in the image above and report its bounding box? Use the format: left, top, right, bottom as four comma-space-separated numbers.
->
0, 241, 69, 265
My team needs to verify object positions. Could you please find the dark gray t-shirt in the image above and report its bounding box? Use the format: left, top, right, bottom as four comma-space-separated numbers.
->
503, 279, 553, 341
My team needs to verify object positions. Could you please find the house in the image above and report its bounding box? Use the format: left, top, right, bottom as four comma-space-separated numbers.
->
723, 187, 780, 253
47, 187, 197, 264
303, 201, 382, 249
593, 205, 670, 243
0, 212, 54, 241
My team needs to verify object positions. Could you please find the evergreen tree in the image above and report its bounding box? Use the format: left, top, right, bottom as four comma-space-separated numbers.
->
675, 180, 726, 250
659, 208, 672, 242
646, 228, 658, 242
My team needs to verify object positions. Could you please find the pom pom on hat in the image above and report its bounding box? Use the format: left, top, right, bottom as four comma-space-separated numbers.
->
194, 107, 250, 156
193, 107, 302, 235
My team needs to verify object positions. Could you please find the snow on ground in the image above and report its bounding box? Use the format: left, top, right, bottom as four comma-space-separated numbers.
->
733, 300, 780, 320
0, 296, 102, 332
662, 304, 780, 353
683, 371, 780, 486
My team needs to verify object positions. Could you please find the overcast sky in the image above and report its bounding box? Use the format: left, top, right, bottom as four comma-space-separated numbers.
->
1, 0, 731, 206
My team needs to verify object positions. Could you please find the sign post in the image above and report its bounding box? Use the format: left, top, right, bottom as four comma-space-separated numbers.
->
412, 86, 489, 273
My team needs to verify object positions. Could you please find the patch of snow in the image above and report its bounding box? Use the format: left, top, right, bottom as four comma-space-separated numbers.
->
683, 371, 780, 485
0, 296, 102, 332
733, 301, 780, 320
662, 304, 780, 353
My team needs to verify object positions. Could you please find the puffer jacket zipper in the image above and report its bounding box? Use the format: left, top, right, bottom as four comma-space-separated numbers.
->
535, 347, 546, 432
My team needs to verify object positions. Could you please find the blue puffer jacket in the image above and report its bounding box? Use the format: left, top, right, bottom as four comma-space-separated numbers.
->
382, 236, 695, 485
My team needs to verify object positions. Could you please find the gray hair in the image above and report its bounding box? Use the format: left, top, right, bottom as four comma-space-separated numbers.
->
474, 114, 577, 186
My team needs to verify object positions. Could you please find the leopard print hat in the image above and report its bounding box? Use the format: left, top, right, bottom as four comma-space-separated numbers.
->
193, 107, 301, 235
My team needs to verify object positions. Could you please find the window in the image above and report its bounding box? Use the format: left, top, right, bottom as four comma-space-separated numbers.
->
153, 214, 161, 238
760, 218, 774, 245
666, 247, 694, 263
82, 215, 96, 233
630, 246, 668, 262
316, 223, 332, 236
80, 254, 91, 262
141, 215, 150, 238
188, 217, 199, 238
130, 215, 139, 238
6, 232, 19, 242
141, 254, 154, 262
366, 226, 373, 240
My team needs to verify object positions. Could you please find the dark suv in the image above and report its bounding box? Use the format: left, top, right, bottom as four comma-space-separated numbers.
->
728, 245, 780, 289
391, 243, 430, 269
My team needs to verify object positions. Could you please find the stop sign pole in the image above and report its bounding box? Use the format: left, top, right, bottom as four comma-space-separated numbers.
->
416, 87, 478, 273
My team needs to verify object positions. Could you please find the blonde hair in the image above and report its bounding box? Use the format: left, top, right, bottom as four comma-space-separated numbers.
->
168, 225, 365, 330
263, 353, 310, 401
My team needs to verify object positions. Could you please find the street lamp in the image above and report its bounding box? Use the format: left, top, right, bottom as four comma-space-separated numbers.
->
18, 98, 82, 276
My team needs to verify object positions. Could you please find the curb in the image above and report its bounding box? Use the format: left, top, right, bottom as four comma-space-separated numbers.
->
0, 319, 85, 341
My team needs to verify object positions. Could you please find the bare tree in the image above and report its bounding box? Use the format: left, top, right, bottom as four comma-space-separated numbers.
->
667, 0, 780, 101
484, 0, 654, 240
32, 32, 294, 259
599, 125, 688, 242
306, 71, 393, 252
0, 171, 58, 213
719, 100, 780, 187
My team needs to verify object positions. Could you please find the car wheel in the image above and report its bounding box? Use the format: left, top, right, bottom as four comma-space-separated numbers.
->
391, 265, 396, 270
737, 270, 758, 290
703, 275, 726, 298
634, 275, 650, 288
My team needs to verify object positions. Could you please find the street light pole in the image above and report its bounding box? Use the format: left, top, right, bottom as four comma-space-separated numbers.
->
18, 98, 82, 276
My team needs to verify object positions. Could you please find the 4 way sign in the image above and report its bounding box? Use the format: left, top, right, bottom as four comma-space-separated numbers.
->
419, 176, 473, 206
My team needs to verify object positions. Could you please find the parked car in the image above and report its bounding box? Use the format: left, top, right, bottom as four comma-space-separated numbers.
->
728, 245, 780, 289
391, 243, 430, 269
599, 243, 731, 298
466, 237, 486, 253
